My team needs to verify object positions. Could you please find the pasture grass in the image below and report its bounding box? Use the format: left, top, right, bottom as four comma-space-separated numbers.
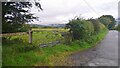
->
2, 28, 108, 66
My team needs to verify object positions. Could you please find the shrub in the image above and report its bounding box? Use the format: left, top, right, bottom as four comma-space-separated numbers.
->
99, 22, 107, 31
116, 24, 120, 31
98, 17, 110, 28
88, 19, 100, 34
61, 32, 73, 44
66, 18, 94, 40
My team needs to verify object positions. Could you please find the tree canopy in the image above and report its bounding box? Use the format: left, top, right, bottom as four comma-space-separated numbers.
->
98, 15, 116, 29
2, 1, 43, 33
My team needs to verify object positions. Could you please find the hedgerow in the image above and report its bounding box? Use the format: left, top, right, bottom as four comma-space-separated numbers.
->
88, 19, 101, 34
65, 17, 107, 41
66, 18, 94, 40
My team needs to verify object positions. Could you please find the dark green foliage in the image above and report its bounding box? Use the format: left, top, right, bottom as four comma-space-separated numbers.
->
98, 15, 116, 29
65, 17, 108, 41
98, 17, 110, 27
116, 24, 120, 31
88, 19, 100, 34
99, 23, 107, 31
103, 15, 116, 29
2, 2, 42, 33
66, 18, 94, 40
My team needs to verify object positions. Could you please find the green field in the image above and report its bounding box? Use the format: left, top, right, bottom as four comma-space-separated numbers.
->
2, 28, 108, 66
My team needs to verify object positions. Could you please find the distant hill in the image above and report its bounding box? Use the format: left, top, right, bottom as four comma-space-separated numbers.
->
49, 24, 65, 28
30, 24, 47, 27
30, 24, 66, 28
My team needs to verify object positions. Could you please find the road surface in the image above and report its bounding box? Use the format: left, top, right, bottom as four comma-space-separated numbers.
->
65, 30, 118, 66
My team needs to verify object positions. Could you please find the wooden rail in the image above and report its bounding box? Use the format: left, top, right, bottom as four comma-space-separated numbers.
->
1, 31, 32, 44
0, 32, 27, 36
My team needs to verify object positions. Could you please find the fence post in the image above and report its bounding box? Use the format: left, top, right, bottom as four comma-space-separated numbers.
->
28, 29, 32, 44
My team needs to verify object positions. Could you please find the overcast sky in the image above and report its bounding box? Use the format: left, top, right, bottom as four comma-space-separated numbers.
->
30, 0, 119, 25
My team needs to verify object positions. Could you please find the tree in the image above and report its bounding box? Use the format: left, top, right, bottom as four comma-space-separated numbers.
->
2, 1, 43, 33
98, 15, 116, 29
98, 16, 110, 28
104, 15, 116, 29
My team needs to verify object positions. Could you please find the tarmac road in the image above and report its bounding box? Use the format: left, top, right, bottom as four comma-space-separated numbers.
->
65, 30, 118, 66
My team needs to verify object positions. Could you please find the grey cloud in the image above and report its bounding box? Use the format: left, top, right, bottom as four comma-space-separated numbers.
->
31, 0, 118, 24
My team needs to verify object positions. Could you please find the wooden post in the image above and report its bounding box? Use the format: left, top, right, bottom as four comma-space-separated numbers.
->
28, 29, 32, 44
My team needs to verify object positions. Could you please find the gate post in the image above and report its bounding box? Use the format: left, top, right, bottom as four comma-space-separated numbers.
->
28, 28, 32, 44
